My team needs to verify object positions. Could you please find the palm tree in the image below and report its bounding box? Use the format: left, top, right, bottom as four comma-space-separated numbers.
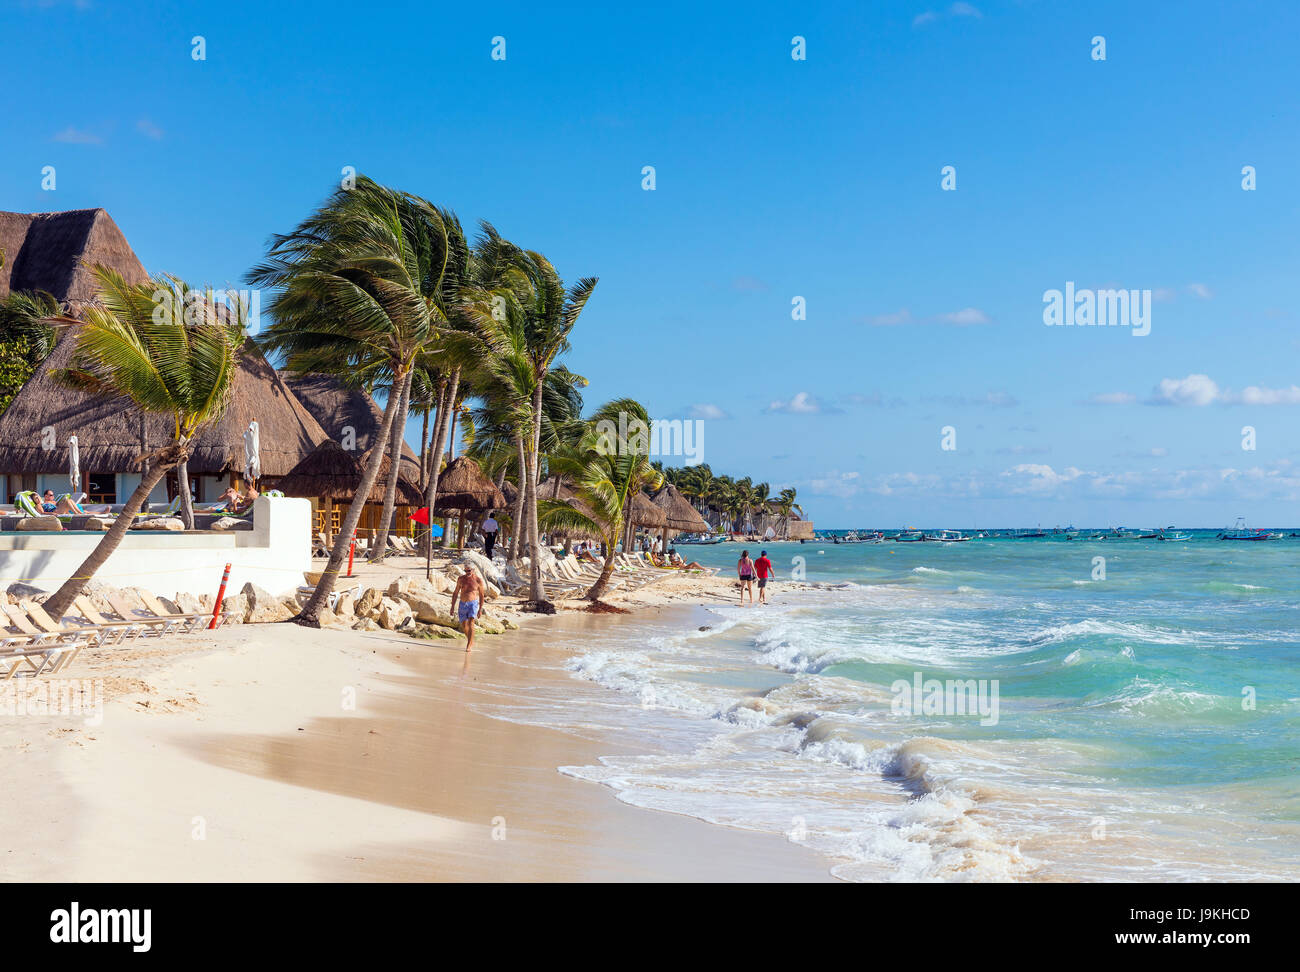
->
544, 399, 663, 601
466, 240, 596, 604
41, 268, 243, 620
251, 176, 445, 625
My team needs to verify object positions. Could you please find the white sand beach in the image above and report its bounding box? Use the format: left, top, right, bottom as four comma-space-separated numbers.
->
1, 568, 838, 882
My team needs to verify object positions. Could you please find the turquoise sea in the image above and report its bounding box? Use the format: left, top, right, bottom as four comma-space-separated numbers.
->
488, 535, 1300, 880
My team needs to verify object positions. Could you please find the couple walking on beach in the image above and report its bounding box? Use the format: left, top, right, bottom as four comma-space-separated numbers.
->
737, 549, 772, 605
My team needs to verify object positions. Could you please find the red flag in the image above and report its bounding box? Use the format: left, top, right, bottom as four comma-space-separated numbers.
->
410, 507, 430, 524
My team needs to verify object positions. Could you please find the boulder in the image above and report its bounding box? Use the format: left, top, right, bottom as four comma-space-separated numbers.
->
83, 516, 113, 531
334, 592, 356, 620
352, 617, 381, 632
16, 517, 62, 532
133, 517, 184, 531
355, 587, 384, 618
241, 582, 294, 623
318, 606, 343, 627
397, 593, 450, 624
376, 596, 413, 631
211, 517, 253, 531
221, 593, 248, 624
387, 576, 442, 602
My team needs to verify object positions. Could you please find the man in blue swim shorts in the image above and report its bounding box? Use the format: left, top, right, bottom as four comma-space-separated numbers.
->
450, 564, 489, 652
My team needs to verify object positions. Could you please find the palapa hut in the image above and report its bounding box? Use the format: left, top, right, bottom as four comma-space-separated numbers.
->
0, 209, 329, 505
624, 489, 668, 550
278, 372, 426, 538
275, 439, 423, 545
651, 482, 712, 553
431, 456, 506, 549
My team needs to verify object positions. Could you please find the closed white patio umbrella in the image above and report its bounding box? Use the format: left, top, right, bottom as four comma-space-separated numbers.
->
243, 420, 260, 485
67, 435, 80, 497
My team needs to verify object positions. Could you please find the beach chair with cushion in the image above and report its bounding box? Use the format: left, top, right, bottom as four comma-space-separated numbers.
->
14, 490, 45, 518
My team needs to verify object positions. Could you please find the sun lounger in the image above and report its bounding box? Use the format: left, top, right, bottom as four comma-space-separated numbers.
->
71, 596, 151, 642
104, 593, 189, 636
137, 591, 211, 632
2, 639, 88, 679
19, 599, 112, 647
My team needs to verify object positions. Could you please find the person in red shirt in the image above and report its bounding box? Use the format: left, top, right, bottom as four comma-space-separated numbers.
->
754, 550, 773, 604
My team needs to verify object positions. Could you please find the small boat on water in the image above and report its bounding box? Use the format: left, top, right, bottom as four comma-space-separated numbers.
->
676, 533, 724, 545
1218, 517, 1276, 541
1158, 527, 1192, 542
894, 529, 926, 542
926, 530, 969, 542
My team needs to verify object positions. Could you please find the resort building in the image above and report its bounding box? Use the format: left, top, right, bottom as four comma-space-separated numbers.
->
0, 208, 403, 510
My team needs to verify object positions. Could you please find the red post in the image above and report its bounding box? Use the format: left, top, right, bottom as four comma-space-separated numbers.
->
209, 562, 232, 629
346, 536, 356, 578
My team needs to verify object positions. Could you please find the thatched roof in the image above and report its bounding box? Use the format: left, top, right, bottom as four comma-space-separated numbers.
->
432, 456, 506, 512
0, 209, 147, 303
652, 483, 711, 533
0, 334, 329, 476
278, 372, 419, 465
627, 490, 669, 529
275, 439, 422, 504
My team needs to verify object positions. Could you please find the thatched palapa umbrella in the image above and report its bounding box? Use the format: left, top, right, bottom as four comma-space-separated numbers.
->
624, 489, 668, 551
427, 457, 507, 566
277, 439, 422, 546
652, 482, 711, 554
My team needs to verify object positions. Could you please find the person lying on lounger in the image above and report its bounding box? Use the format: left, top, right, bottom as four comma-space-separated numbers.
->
37, 490, 81, 515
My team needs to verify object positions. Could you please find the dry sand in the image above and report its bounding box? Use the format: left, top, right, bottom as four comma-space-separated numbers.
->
0, 563, 838, 882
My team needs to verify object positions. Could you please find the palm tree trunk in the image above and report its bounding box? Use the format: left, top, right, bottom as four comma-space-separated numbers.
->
509, 434, 526, 561
43, 456, 176, 621
298, 376, 403, 626
370, 369, 413, 563
526, 379, 546, 603
418, 406, 429, 492
585, 532, 620, 601
420, 369, 458, 557
178, 460, 195, 529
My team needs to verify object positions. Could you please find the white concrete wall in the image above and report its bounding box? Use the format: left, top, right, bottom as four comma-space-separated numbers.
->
0, 497, 311, 599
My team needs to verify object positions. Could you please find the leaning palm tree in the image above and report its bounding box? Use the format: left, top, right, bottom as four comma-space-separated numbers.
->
251, 176, 445, 625
41, 268, 244, 621
544, 399, 663, 602
512, 251, 597, 604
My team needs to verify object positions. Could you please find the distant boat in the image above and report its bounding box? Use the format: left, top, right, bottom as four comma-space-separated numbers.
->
894, 529, 926, 542
677, 533, 723, 545
1218, 517, 1274, 541
1158, 527, 1192, 542
926, 530, 969, 542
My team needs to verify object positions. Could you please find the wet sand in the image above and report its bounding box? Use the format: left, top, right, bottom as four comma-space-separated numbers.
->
1, 596, 838, 882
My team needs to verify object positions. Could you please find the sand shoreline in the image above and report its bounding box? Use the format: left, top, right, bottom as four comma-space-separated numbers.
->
1, 567, 840, 882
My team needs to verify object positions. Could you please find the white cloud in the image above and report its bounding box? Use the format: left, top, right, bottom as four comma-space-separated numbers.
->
136, 118, 164, 140
685, 403, 730, 420
912, 11, 938, 26
867, 306, 991, 327
950, 2, 982, 17
1237, 385, 1300, 406
1188, 282, 1213, 299
934, 307, 991, 326
1149, 374, 1221, 406
767, 391, 839, 414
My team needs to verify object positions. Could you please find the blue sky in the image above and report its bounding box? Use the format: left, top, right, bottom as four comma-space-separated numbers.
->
5, 0, 1300, 527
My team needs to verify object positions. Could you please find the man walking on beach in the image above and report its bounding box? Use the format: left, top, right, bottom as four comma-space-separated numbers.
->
481, 511, 499, 560
755, 550, 773, 605
450, 564, 488, 652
